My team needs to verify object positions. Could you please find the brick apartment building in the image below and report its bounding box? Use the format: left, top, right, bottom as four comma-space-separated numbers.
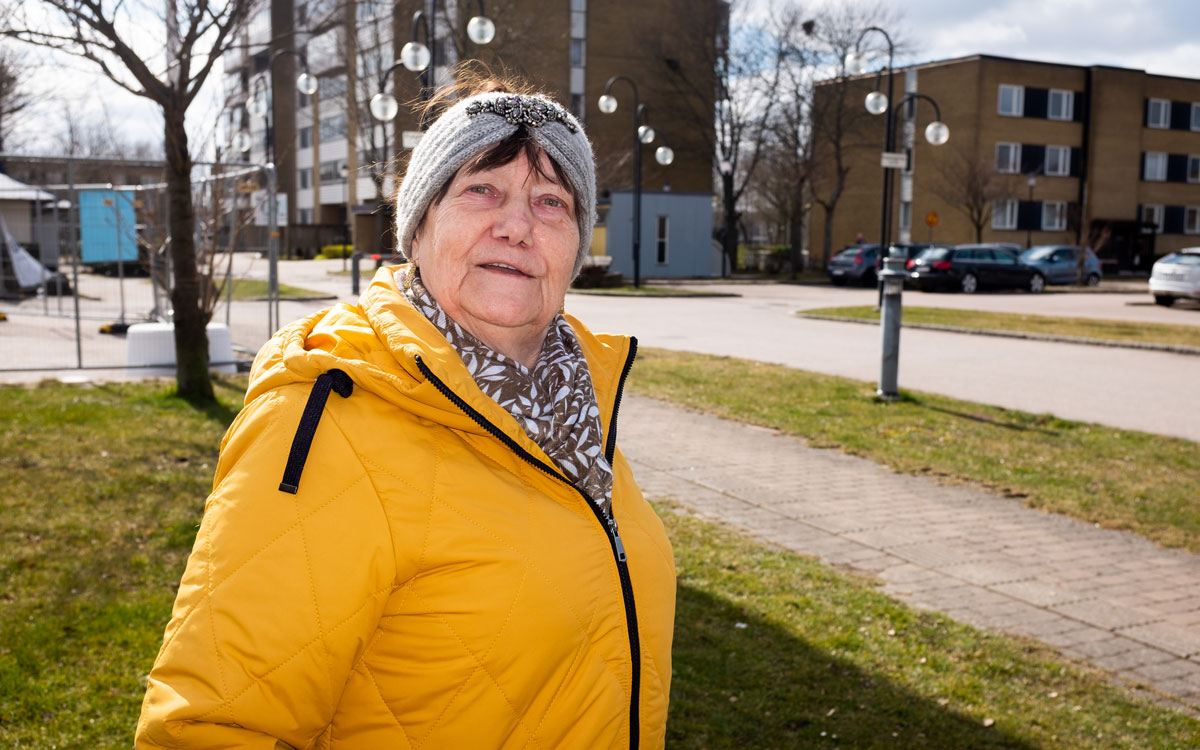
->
810, 54, 1200, 273
223, 0, 720, 275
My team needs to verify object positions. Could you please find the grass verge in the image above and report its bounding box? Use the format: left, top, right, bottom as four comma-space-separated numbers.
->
629, 348, 1200, 552
801, 306, 1200, 349
1, 379, 1195, 748
662, 500, 1199, 748
225, 278, 333, 300
0, 379, 1195, 748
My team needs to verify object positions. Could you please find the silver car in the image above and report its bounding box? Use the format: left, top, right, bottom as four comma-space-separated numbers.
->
1149, 248, 1200, 307
1019, 245, 1102, 286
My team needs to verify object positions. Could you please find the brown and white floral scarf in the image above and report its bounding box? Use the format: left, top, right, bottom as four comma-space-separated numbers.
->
398, 267, 614, 515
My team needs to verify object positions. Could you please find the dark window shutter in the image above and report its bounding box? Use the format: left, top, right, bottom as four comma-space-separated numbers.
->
1070, 147, 1083, 177
1143, 98, 1150, 127
1073, 91, 1086, 122
1140, 151, 1146, 180
1167, 154, 1188, 182
1021, 144, 1046, 175
1017, 201, 1041, 231
1171, 101, 1190, 130
1025, 87, 1048, 119
1164, 205, 1185, 234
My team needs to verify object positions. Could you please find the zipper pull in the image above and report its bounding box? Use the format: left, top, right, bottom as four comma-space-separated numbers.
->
608, 516, 627, 562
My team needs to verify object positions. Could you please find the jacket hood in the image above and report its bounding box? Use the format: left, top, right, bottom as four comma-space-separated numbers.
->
245, 265, 634, 461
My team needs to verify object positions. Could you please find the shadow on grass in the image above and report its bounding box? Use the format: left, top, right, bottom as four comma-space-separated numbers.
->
670, 583, 1036, 750
901, 395, 1060, 437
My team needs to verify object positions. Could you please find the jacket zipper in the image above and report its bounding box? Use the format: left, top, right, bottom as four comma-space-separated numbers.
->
415, 344, 642, 750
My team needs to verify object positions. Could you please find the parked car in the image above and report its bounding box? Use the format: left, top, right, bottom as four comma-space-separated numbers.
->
886, 242, 952, 262
907, 243, 1046, 293
1149, 247, 1200, 306
1019, 245, 1102, 286
827, 243, 880, 286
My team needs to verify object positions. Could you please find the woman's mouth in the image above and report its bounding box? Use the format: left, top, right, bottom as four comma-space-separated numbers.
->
481, 263, 530, 278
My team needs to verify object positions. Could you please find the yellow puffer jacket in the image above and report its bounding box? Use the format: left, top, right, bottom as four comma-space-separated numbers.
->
136, 266, 676, 749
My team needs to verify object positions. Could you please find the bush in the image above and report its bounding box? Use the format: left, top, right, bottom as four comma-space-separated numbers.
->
316, 244, 354, 259
572, 265, 624, 289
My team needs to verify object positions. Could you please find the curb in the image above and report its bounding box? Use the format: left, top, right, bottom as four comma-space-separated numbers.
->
798, 314, 1200, 357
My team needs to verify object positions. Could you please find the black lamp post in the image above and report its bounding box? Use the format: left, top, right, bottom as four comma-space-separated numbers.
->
846, 27, 895, 305
599, 76, 675, 288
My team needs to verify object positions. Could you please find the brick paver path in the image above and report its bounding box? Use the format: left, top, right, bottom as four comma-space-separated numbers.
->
623, 395, 1200, 714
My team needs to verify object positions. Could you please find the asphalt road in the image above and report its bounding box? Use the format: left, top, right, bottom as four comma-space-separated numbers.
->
4, 259, 1198, 442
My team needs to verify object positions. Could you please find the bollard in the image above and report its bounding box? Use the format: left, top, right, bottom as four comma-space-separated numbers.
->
877, 256, 906, 400
351, 252, 363, 296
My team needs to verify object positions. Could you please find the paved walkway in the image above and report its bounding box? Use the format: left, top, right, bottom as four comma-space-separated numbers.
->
622, 394, 1200, 715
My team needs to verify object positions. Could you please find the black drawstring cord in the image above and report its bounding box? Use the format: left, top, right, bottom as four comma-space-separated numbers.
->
278, 369, 354, 494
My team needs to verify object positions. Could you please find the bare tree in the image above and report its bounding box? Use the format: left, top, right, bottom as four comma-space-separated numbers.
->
929, 144, 1016, 243
3, 0, 258, 402
806, 2, 902, 268
0, 45, 32, 152
653, 0, 783, 276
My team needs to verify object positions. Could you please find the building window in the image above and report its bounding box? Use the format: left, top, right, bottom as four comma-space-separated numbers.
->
1048, 89, 1073, 121
1045, 145, 1070, 176
1042, 201, 1067, 231
996, 142, 1021, 173
320, 159, 347, 182
298, 208, 313, 225
1143, 152, 1167, 181
1186, 207, 1200, 234
655, 215, 669, 264
1141, 204, 1163, 233
299, 126, 312, 149
299, 168, 311, 189
1147, 98, 1170, 129
1192, 103, 1200, 131
320, 114, 346, 141
570, 39, 585, 67
993, 199, 1018, 230
998, 84, 1023, 116
1189, 155, 1200, 183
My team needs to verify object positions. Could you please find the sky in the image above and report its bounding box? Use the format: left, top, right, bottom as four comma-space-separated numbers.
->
7, 0, 1199, 158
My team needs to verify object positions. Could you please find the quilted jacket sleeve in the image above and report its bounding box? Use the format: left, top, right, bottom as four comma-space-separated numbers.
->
135, 388, 398, 749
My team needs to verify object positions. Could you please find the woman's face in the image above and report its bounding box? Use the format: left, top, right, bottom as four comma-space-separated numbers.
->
411, 150, 579, 368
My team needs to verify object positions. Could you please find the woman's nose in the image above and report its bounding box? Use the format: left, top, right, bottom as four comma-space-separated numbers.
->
492, 196, 535, 246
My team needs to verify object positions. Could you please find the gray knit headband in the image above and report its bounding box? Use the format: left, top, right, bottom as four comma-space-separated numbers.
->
393, 91, 597, 277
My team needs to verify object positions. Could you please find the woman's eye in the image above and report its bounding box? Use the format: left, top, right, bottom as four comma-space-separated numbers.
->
542, 196, 565, 208
467, 185, 491, 195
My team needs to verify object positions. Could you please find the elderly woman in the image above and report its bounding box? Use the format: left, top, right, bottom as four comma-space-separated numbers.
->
135, 79, 676, 749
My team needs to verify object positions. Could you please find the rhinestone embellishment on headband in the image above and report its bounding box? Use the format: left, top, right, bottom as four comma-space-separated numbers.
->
466, 96, 578, 133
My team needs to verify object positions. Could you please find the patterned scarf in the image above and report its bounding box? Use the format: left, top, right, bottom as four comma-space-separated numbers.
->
398, 267, 614, 515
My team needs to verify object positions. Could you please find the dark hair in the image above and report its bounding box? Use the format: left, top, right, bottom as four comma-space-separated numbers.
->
402, 63, 582, 219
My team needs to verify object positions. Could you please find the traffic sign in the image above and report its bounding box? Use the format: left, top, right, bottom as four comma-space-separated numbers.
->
925, 211, 939, 228
880, 151, 907, 169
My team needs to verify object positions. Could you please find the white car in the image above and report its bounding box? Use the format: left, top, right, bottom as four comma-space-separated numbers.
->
1150, 248, 1200, 307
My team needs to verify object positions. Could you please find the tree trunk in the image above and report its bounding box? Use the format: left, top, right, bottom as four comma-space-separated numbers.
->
164, 100, 214, 402
974, 221, 983, 243
722, 172, 737, 277
821, 203, 835, 268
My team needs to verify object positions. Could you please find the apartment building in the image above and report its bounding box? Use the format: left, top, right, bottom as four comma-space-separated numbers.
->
810, 54, 1200, 272
222, 0, 720, 276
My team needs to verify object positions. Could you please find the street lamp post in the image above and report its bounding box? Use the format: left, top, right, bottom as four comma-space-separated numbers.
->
599, 76, 675, 288
846, 26, 895, 306
872, 92, 949, 400
241, 54, 316, 336
1026, 174, 1036, 249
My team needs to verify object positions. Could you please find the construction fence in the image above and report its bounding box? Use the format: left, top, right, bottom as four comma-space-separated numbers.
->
0, 156, 304, 380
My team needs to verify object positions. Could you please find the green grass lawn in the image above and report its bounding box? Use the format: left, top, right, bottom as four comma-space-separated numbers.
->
1, 379, 1196, 747
800, 306, 1200, 349
629, 349, 1200, 553
224, 278, 333, 300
